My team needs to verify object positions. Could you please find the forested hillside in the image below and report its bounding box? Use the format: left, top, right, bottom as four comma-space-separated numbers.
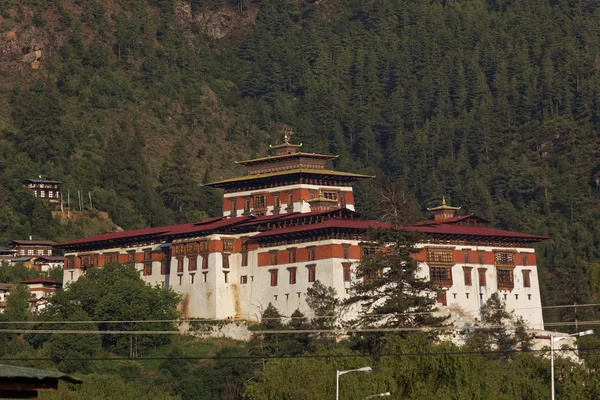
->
1, 0, 599, 320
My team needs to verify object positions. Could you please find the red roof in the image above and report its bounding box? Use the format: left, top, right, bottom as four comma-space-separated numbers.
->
405, 224, 548, 240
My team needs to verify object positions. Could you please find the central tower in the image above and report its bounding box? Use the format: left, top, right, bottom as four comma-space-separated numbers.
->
206, 135, 372, 217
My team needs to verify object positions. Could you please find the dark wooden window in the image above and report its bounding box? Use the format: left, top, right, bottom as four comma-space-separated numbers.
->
175, 244, 185, 256
306, 264, 316, 283
463, 250, 470, 263
478, 268, 487, 286
190, 274, 195, 284
254, 195, 266, 209
223, 240, 233, 252
497, 268, 514, 290
495, 252, 515, 266
230, 198, 237, 214
187, 242, 199, 255
202, 255, 208, 269
223, 271, 229, 283
203, 272, 208, 282
427, 249, 454, 264
270, 269, 278, 286
223, 254, 230, 269
143, 249, 152, 260
340, 192, 347, 208
244, 198, 251, 213
288, 267, 297, 284
199, 241, 209, 253
241, 252, 248, 267
437, 290, 447, 306
274, 194, 281, 209
270, 251, 278, 265
288, 248, 296, 263
307, 247, 316, 261
430, 266, 453, 286
463, 267, 472, 286
240, 275, 248, 284
323, 191, 338, 201
361, 247, 377, 257
105, 253, 118, 264
522, 270, 531, 288
343, 262, 352, 282
65, 256, 74, 269
188, 257, 197, 271
287, 191, 293, 208
522, 253, 529, 266
478, 251, 485, 264
177, 259, 184, 273
161, 261, 168, 275
127, 251, 135, 263
143, 263, 152, 276
342, 244, 350, 259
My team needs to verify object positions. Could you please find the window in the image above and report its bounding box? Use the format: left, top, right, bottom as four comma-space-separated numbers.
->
340, 192, 347, 208
49, 191, 54, 198
288, 267, 297, 284
143, 248, 152, 260
342, 244, 350, 259
37, 249, 43, 255
522, 253, 529, 266
463, 267, 472, 286
288, 248, 296, 263
495, 252, 515, 266
478, 268, 487, 286
223, 240, 234, 252
270, 269, 278, 286
190, 274, 195, 284
230, 198, 237, 214
274, 194, 281, 209
323, 191, 338, 201
177, 259, 184, 273
175, 244, 185, 256
437, 290, 447, 306
105, 253, 117, 263
199, 241, 209, 253
188, 242, 199, 255
287, 191, 293, 208
161, 261, 168, 275
497, 268, 514, 290
478, 251, 485, 264
522, 270, 531, 288
240, 275, 248, 284
427, 249, 454, 264
82, 254, 98, 267
361, 247, 377, 257
223, 271, 229, 283
307, 247, 316, 261
65, 256, 74, 269
143, 263, 152, 276
270, 251, 278, 265
342, 262, 352, 282
203, 272, 208, 282
28, 249, 34, 256
241, 252, 248, 267
429, 266, 453, 286
127, 251, 135, 263
254, 195, 266, 209
189, 257, 197, 271
306, 264, 316, 283
223, 254, 230, 269
202, 256, 208, 269
463, 250, 470, 263
244, 198, 251, 213
40, 191, 45, 197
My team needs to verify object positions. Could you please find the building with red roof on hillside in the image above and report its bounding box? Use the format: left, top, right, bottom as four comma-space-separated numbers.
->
56, 135, 546, 327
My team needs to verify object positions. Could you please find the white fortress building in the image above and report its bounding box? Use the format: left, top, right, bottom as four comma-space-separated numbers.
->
56, 136, 546, 328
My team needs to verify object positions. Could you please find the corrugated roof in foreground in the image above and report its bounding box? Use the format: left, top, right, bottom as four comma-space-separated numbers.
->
0, 364, 82, 383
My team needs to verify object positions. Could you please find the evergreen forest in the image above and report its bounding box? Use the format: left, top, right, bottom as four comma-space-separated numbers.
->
1, 0, 600, 396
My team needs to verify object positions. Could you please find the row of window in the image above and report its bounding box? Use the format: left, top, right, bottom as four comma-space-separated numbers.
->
430, 265, 531, 290
427, 249, 531, 266
230, 191, 347, 214
34, 190, 59, 198
267, 265, 316, 286
267, 245, 354, 266
437, 291, 534, 306
19, 249, 52, 256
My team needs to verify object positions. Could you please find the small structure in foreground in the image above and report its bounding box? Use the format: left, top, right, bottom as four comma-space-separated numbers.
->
0, 363, 81, 398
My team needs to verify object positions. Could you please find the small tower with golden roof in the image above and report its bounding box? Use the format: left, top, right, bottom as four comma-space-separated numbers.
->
427, 197, 461, 221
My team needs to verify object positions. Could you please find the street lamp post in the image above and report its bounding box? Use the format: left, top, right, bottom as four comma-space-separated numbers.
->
551, 329, 593, 400
336, 366, 372, 400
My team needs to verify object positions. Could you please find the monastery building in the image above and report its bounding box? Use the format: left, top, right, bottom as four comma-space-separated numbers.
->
56, 137, 547, 328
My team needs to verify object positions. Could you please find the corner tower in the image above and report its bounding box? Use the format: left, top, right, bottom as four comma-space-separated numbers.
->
206, 134, 372, 217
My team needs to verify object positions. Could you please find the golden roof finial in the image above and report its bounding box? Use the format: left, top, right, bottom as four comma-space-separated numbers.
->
442, 196, 446, 206
283, 129, 290, 144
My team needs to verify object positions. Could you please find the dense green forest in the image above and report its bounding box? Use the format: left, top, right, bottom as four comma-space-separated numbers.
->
0, 0, 599, 323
